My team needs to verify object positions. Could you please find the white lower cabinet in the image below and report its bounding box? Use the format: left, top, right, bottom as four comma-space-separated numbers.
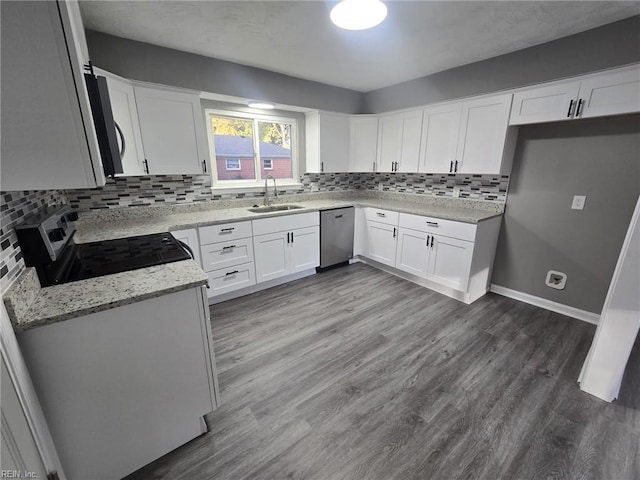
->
366, 221, 397, 267
207, 262, 257, 297
359, 211, 502, 303
253, 212, 320, 283
428, 235, 474, 292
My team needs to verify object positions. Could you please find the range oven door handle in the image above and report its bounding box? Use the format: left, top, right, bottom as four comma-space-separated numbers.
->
176, 239, 194, 260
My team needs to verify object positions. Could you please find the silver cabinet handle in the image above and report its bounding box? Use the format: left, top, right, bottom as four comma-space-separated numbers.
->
222, 245, 236, 250
220, 227, 234, 233
372, 162, 376, 172
225, 270, 239, 276
426, 221, 439, 226
376, 212, 386, 217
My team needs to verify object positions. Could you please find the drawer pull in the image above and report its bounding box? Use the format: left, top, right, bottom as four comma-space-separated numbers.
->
225, 270, 239, 276
222, 245, 236, 250
426, 221, 439, 226
430, 236, 434, 248
376, 212, 386, 217
220, 227, 235, 232
335, 214, 343, 219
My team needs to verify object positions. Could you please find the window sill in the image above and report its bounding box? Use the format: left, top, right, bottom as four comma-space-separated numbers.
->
211, 183, 303, 195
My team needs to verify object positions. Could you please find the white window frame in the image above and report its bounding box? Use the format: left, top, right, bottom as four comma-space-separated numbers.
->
225, 158, 241, 171
262, 158, 273, 170
206, 109, 299, 191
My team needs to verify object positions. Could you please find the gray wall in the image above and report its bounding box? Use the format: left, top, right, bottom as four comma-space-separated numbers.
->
363, 15, 640, 113
85, 30, 362, 114
492, 117, 640, 314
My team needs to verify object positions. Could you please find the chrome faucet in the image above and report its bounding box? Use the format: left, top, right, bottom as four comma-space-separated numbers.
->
264, 174, 278, 206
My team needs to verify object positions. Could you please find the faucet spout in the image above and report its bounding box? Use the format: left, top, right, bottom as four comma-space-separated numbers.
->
264, 174, 277, 206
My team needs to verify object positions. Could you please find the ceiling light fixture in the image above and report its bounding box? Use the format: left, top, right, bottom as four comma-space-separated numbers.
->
330, 0, 387, 31
248, 101, 275, 109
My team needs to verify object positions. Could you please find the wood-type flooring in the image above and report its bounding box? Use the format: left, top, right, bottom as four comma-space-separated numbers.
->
126, 263, 640, 480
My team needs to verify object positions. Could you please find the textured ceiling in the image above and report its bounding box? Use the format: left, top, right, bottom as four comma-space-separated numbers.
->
79, 1, 640, 92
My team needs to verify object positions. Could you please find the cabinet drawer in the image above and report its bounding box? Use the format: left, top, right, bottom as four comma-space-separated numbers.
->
252, 212, 319, 236
364, 208, 399, 226
201, 237, 254, 272
199, 221, 252, 245
399, 213, 476, 242
207, 262, 256, 298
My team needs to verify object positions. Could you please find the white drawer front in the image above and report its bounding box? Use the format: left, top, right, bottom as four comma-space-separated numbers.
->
399, 213, 476, 242
199, 221, 252, 245
207, 262, 256, 298
364, 208, 399, 226
201, 237, 254, 272
252, 212, 319, 236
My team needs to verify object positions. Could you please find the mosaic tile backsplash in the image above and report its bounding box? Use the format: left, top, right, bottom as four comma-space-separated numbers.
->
67, 173, 508, 210
0, 190, 68, 293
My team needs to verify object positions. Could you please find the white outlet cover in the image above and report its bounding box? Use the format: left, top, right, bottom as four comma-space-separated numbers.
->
452, 186, 461, 198
571, 195, 586, 210
546, 270, 567, 290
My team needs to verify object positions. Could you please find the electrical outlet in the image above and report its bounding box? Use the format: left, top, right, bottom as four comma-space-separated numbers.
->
571, 195, 586, 210
546, 270, 567, 290
378, 182, 384, 192
452, 186, 461, 198
310, 182, 319, 193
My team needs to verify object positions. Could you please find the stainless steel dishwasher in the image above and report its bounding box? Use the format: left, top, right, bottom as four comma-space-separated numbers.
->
320, 207, 355, 269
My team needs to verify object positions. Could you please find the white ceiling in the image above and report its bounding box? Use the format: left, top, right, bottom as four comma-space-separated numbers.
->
79, 1, 640, 92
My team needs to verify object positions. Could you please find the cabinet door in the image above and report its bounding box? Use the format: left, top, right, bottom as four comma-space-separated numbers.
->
290, 226, 320, 273
366, 221, 397, 267
456, 93, 512, 174
510, 82, 580, 125
0, 1, 104, 190
320, 112, 350, 173
100, 71, 146, 175
377, 114, 403, 172
427, 235, 474, 292
398, 110, 423, 173
578, 66, 640, 119
395, 228, 429, 278
171, 228, 202, 268
253, 232, 289, 283
134, 86, 208, 175
349, 116, 379, 172
419, 103, 462, 174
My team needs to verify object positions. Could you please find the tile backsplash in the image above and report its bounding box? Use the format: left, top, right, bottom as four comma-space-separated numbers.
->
67, 173, 509, 210
0, 190, 68, 293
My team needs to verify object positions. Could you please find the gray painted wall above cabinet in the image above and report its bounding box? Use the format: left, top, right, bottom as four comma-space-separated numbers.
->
85, 30, 363, 114
362, 15, 640, 113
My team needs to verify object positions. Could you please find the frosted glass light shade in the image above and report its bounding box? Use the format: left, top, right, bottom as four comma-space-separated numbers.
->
330, 0, 387, 31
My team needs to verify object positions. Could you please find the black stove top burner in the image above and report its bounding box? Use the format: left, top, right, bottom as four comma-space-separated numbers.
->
44, 232, 191, 286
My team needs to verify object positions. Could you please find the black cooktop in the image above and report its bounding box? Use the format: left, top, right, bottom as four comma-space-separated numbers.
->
44, 232, 191, 286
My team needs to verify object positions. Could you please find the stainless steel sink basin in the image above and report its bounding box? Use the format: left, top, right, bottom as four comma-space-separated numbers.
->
247, 204, 304, 213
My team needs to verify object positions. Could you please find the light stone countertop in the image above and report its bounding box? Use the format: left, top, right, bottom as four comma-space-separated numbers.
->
4, 191, 503, 332
74, 195, 503, 243
4, 261, 208, 332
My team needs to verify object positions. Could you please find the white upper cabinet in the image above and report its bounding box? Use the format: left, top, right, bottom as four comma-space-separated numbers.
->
97, 70, 146, 175
1, 0, 105, 191
510, 81, 581, 125
134, 85, 209, 175
510, 64, 640, 125
578, 66, 640, 118
349, 116, 379, 172
397, 110, 423, 173
456, 93, 513, 174
305, 111, 350, 173
419, 103, 463, 173
377, 110, 424, 173
376, 114, 403, 172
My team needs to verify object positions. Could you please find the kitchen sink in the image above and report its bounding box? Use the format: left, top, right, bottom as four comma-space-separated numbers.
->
247, 204, 304, 213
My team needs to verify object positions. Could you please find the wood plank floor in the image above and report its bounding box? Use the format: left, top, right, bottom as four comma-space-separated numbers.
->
126, 263, 640, 480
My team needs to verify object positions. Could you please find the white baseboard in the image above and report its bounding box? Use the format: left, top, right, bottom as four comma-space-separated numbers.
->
489, 284, 600, 325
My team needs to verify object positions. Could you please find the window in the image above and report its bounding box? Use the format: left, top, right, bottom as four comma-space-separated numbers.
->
207, 110, 298, 188
225, 159, 241, 170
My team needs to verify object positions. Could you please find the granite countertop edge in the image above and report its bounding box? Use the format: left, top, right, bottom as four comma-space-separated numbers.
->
5, 260, 208, 333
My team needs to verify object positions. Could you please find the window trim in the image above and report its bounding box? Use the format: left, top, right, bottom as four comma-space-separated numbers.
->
206, 109, 298, 190
225, 158, 241, 171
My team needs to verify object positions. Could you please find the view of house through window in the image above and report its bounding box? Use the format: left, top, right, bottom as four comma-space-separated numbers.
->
208, 112, 295, 186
